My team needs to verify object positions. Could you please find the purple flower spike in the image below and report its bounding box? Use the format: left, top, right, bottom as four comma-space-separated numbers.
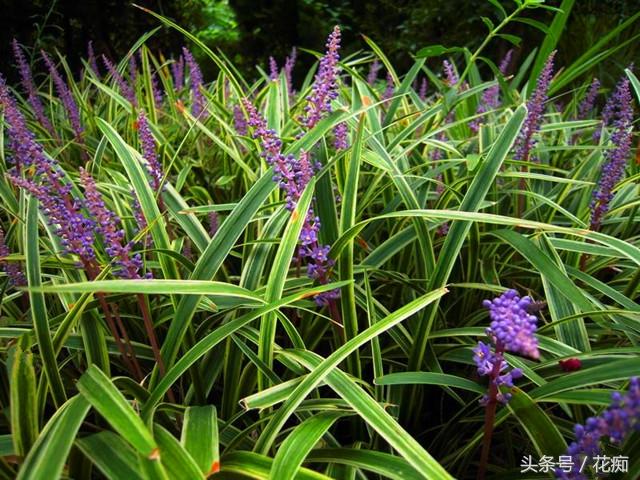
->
233, 104, 247, 135
137, 111, 163, 192
483, 289, 540, 359
0, 226, 26, 287
41, 50, 83, 138
182, 47, 207, 118
284, 47, 297, 97
172, 54, 184, 90
333, 122, 348, 150
367, 59, 381, 86
577, 78, 600, 120
514, 51, 555, 162
102, 55, 137, 107
443, 60, 458, 87
87, 41, 99, 76
81, 169, 143, 279
555, 378, 640, 480
208, 211, 219, 237
1, 74, 47, 171
470, 49, 513, 133
300, 25, 341, 130
244, 96, 338, 306
382, 71, 394, 103
590, 76, 633, 231
269, 56, 279, 81
12, 40, 54, 134
151, 73, 163, 109
418, 78, 428, 101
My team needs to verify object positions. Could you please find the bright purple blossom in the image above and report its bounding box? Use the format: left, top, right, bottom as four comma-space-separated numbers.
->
333, 122, 348, 150
131, 192, 151, 247
137, 111, 163, 192
172, 54, 184, 90
183, 47, 207, 118
473, 341, 523, 405
443, 60, 458, 87
102, 55, 137, 107
367, 59, 381, 86
556, 378, 640, 480
243, 98, 337, 306
80, 168, 144, 279
12, 40, 53, 134
0, 226, 26, 287
590, 76, 633, 231
577, 78, 600, 120
514, 51, 555, 162
483, 289, 540, 359
300, 26, 341, 130
41, 50, 83, 138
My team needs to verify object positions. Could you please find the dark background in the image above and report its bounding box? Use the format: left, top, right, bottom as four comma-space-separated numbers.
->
0, 0, 639, 86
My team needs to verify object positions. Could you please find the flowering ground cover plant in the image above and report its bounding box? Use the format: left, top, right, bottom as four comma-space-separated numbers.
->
0, 0, 639, 478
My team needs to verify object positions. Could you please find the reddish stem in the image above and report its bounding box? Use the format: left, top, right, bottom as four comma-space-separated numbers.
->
477, 343, 505, 480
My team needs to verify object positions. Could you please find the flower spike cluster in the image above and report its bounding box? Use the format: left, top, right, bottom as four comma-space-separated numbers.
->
137, 111, 164, 192
300, 26, 341, 130
12, 39, 53, 134
283, 47, 297, 98
172, 54, 184, 90
102, 55, 137, 107
183, 47, 207, 118
473, 290, 540, 405
41, 50, 83, 138
589, 75, 633, 231
87, 41, 99, 76
514, 51, 555, 161
80, 169, 145, 279
556, 378, 640, 480
577, 78, 600, 120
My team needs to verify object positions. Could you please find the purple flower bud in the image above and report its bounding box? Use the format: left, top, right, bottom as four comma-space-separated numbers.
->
513, 51, 555, 162
382, 71, 394, 103
470, 49, 512, 133
172, 54, 184, 90
233, 104, 248, 135
102, 55, 137, 107
12, 39, 54, 134
182, 47, 207, 118
483, 289, 540, 359
577, 78, 599, 120
418, 78, 428, 101
137, 111, 163, 192
284, 47, 297, 98
41, 50, 83, 138
333, 122, 348, 150
555, 377, 640, 479
269, 56, 279, 81
442, 60, 458, 87
151, 73, 163, 109
589, 75, 633, 231
81, 169, 143, 278
0, 225, 26, 287
367, 59, 381, 86
87, 41, 99, 76
299, 26, 341, 130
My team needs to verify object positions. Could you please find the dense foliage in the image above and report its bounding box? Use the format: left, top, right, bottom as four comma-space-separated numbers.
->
0, 0, 639, 479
